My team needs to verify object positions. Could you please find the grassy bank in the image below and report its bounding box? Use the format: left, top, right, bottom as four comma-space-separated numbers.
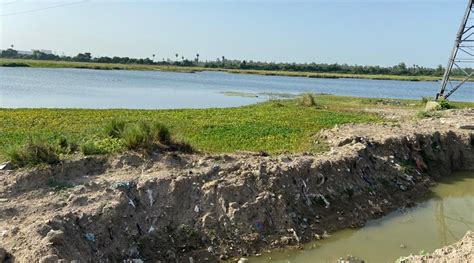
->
2, 95, 473, 163
0, 58, 452, 82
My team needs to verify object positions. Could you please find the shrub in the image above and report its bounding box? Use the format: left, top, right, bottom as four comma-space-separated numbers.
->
299, 93, 317, 107
81, 137, 124, 155
437, 99, 454, 110
7, 141, 60, 167
105, 119, 126, 138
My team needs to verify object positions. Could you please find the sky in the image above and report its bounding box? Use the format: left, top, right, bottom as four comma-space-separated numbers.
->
0, 0, 471, 67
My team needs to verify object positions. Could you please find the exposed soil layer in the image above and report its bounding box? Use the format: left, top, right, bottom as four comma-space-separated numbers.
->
0, 109, 473, 262
399, 231, 473, 263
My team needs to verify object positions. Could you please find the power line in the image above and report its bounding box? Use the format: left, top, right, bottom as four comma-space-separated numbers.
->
0, 0, 89, 17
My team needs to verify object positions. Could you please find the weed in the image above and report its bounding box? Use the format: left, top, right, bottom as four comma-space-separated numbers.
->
81, 137, 124, 155
105, 119, 126, 138
121, 122, 153, 150
7, 140, 60, 167
400, 160, 416, 173
420, 96, 433, 105
299, 93, 317, 107
437, 99, 454, 110
47, 178, 74, 191
150, 122, 171, 144
417, 111, 442, 119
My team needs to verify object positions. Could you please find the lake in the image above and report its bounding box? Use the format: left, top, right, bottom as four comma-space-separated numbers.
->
0, 67, 473, 109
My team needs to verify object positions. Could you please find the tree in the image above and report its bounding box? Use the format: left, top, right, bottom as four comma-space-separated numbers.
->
175, 53, 179, 61
1, 48, 18, 58
74, 52, 92, 62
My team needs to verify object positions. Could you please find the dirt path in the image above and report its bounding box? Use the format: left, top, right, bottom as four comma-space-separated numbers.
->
0, 109, 473, 262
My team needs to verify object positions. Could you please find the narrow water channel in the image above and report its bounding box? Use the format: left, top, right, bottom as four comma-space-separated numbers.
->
250, 171, 474, 263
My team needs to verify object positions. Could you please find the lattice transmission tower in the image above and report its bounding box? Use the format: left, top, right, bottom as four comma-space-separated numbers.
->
436, 0, 473, 100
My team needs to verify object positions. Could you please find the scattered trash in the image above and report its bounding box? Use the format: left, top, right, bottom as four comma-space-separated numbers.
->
147, 189, 154, 206
148, 226, 156, 234
318, 194, 330, 208
84, 233, 96, 242
255, 221, 264, 232
128, 198, 136, 208
194, 205, 199, 213
112, 181, 130, 190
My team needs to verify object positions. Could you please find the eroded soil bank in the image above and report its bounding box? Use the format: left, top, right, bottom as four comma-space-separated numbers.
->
0, 109, 473, 262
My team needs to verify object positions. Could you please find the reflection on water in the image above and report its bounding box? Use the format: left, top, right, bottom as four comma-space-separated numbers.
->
1, 67, 472, 109
250, 172, 474, 263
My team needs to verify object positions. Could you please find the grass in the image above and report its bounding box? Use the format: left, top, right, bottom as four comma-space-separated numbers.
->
0, 58, 464, 82
1, 95, 472, 164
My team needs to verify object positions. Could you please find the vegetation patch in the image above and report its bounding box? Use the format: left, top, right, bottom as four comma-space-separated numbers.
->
7, 140, 60, 167
1, 95, 472, 162
1, 62, 30, 67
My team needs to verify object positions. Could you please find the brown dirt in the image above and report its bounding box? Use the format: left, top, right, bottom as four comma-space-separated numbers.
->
0, 109, 473, 262
399, 230, 473, 263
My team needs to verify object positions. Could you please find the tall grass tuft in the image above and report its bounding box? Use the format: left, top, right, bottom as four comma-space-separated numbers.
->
299, 93, 317, 107
7, 140, 60, 167
105, 119, 126, 138
151, 122, 171, 144
122, 122, 152, 150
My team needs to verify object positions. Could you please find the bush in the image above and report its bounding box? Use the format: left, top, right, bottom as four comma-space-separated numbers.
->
121, 122, 152, 150
105, 119, 126, 138
299, 93, 317, 107
437, 99, 454, 110
7, 141, 60, 167
81, 137, 124, 155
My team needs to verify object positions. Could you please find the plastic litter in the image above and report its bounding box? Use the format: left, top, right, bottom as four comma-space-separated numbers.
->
84, 233, 96, 242
112, 181, 130, 190
128, 198, 136, 208
147, 189, 154, 206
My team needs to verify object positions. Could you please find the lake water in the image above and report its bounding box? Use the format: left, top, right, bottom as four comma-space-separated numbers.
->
0, 67, 473, 109
250, 171, 474, 263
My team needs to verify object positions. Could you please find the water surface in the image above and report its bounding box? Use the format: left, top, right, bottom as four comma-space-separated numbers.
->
1, 67, 472, 109
251, 171, 474, 263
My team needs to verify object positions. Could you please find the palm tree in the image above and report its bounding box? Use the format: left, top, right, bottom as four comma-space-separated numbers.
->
175, 53, 179, 61
10, 44, 14, 49
181, 56, 184, 61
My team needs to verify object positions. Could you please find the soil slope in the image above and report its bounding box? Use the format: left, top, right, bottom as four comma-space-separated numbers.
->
0, 109, 473, 262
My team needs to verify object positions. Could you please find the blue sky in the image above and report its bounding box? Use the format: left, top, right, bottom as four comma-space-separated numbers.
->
0, 0, 470, 66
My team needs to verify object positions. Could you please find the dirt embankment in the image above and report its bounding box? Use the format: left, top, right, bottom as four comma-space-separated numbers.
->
399, 231, 473, 263
0, 109, 473, 262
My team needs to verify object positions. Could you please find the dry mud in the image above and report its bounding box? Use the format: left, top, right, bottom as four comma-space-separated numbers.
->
399, 230, 473, 263
0, 109, 473, 262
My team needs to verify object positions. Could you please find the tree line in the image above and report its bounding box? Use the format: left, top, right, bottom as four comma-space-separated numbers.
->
1, 48, 468, 76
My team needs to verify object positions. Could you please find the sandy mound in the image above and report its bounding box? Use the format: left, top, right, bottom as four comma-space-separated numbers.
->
399, 230, 473, 263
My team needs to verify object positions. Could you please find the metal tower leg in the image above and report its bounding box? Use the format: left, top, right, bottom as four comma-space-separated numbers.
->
437, 0, 474, 100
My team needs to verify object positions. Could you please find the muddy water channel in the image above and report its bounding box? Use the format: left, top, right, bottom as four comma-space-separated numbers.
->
251, 171, 474, 263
